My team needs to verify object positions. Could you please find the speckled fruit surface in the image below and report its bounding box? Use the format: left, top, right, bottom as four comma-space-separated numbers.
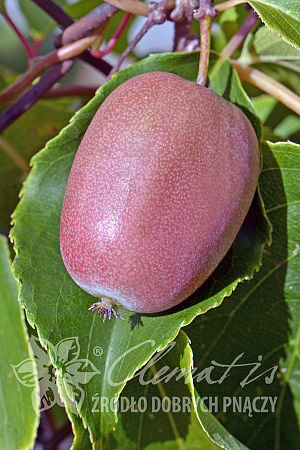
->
60, 71, 260, 313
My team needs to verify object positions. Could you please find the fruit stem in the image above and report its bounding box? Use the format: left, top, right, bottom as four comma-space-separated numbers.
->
198, 16, 212, 86
232, 61, 300, 116
194, 1, 217, 87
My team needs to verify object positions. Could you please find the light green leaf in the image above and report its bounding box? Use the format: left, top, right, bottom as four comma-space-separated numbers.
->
240, 26, 300, 73
185, 141, 300, 447
10, 52, 270, 447
65, 0, 104, 21
252, 94, 300, 142
252, 94, 277, 122
18, 0, 68, 36
275, 116, 300, 138
217, 6, 249, 43
252, 27, 300, 59
249, 0, 300, 49
0, 235, 39, 450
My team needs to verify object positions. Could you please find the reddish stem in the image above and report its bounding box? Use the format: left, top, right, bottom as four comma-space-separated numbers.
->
32, 38, 43, 57
90, 12, 132, 58
221, 9, 258, 59
109, 3, 166, 77
3, 13, 35, 60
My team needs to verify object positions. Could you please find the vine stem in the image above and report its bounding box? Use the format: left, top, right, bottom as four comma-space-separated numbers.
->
109, 19, 154, 77
215, 0, 245, 12
0, 137, 30, 174
104, 0, 149, 16
109, 3, 167, 77
32, 38, 43, 56
91, 12, 132, 58
210, 8, 259, 78
220, 9, 258, 59
3, 13, 35, 60
42, 85, 99, 99
56, 3, 118, 46
104, 0, 244, 16
31, 0, 112, 75
31, 0, 73, 27
232, 61, 300, 116
0, 34, 99, 102
0, 60, 74, 134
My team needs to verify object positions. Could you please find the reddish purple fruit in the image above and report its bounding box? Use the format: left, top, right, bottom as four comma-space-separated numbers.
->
60, 72, 260, 319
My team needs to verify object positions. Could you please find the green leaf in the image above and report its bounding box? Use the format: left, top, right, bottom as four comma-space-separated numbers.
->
109, 331, 248, 449
217, 6, 249, 43
249, 0, 300, 49
240, 26, 300, 73
252, 95, 300, 141
65, 0, 104, 21
264, 142, 300, 424
10, 52, 270, 446
66, 330, 248, 449
252, 94, 277, 122
0, 96, 74, 231
251, 26, 300, 59
18, 0, 68, 36
0, 235, 39, 450
0, 0, 6, 14
184, 141, 300, 447
275, 115, 300, 138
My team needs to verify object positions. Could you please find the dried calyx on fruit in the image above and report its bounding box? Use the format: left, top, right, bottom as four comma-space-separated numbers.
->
60, 72, 260, 320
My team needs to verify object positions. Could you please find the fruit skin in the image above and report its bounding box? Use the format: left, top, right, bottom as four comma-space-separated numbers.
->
60, 71, 260, 314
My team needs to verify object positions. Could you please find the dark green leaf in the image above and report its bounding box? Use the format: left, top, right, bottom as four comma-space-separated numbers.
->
109, 331, 248, 449
185, 141, 300, 448
0, 235, 39, 450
